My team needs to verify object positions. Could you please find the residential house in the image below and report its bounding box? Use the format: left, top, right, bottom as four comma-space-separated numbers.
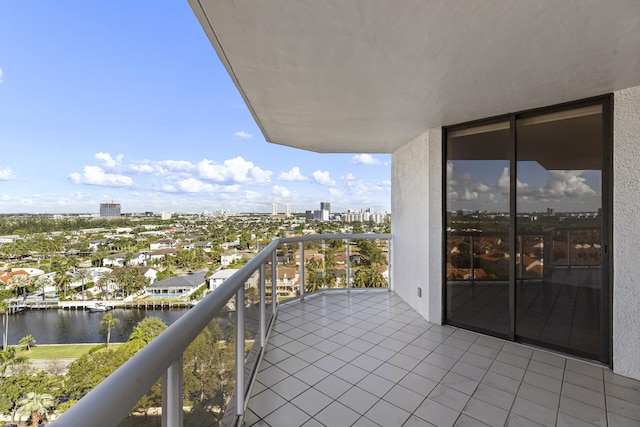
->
208, 268, 239, 291
145, 272, 206, 297
102, 252, 146, 267
149, 238, 177, 251
220, 250, 254, 268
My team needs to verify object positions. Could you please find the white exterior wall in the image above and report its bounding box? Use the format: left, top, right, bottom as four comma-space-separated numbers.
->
613, 85, 640, 380
391, 128, 442, 324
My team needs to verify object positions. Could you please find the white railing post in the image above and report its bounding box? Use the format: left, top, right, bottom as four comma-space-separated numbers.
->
236, 286, 245, 416
299, 242, 305, 300
259, 262, 266, 348
162, 355, 183, 427
271, 250, 277, 315
387, 237, 392, 291
346, 239, 351, 289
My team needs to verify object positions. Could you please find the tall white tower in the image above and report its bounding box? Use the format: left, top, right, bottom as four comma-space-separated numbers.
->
285, 204, 291, 217
271, 203, 278, 215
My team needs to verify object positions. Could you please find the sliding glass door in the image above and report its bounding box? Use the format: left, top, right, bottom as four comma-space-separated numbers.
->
444, 97, 611, 362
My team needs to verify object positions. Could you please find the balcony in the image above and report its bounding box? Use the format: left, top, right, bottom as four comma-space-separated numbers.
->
244, 290, 640, 426
52, 234, 640, 426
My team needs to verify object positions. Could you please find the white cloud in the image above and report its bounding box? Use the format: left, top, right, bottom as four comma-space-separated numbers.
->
312, 170, 335, 186
544, 170, 595, 198
177, 178, 217, 193
94, 152, 123, 169
19, 198, 34, 206
0, 193, 9, 201
380, 179, 391, 187
460, 189, 478, 200
272, 185, 291, 198
329, 188, 344, 197
128, 163, 155, 174
198, 157, 272, 184
69, 166, 133, 187
158, 160, 196, 172
234, 131, 253, 140
341, 172, 357, 181
351, 154, 381, 166
279, 166, 308, 181
0, 167, 16, 180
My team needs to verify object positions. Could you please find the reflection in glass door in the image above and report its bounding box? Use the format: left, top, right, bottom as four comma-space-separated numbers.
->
445, 121, 512, 338
515, 105, 605, 359
444, 98, 610, 362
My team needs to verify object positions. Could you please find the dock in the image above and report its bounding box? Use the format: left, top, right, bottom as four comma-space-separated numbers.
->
13, 300, 192, 311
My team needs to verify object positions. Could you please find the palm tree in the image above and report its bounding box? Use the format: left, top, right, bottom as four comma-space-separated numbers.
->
16, 392, 55, 426
0, 347, 27, 376
96, 270, 115, 300
0, 301, 8, 350
100, 313, 120, 350
73, 268, 92, 300
35, 275, 50, 301
353, 269, 367, 288
19, 335, 36, 352
54, 267, 71, 299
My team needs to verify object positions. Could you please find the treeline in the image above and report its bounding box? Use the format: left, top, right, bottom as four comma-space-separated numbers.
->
0, 216, 137, 235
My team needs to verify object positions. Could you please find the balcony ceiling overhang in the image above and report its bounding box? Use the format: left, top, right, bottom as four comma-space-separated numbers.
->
189, 0, 640, 153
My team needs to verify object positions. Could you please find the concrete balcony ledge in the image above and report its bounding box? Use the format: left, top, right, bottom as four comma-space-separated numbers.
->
243, 290, 640, 426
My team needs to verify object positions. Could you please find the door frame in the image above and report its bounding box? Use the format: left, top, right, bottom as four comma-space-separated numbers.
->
442, 94, 613, 365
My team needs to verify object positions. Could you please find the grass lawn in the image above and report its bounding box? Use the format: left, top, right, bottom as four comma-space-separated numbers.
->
16, 343, 121, 359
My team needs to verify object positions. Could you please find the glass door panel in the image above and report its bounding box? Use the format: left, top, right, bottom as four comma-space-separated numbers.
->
445, 122, 511, 338
515, 105, 604, 358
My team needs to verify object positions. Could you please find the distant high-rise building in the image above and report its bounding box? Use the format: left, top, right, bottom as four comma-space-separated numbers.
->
100, 203, 121, 218
285, 204, 291, 217
271, 203, 278, 215
161, 211, 172, 220
547, 207, 555, 216
320, 202, 331, 213
305, 210, 315, 221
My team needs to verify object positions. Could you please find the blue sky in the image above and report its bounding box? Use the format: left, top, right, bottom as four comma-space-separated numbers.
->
0, 2, 391, 215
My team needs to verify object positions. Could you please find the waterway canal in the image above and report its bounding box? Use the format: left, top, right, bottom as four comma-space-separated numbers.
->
4, 308, 189, 345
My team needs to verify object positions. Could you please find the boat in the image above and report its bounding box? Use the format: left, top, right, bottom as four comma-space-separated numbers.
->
87, 302, 113, 312
8, 304, 27, 314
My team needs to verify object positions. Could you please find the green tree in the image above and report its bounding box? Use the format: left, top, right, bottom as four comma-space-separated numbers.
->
8, 274, 32, 299
19, 335, 36, 352
73, 268, 92, 300
16, 392, 54, 426
99, 313, 120, 350
0, 369, 60, 423
0, 301, 8, 350
126, 317, 167, 352
0, 347, 27, 377
34, 275, 50, 301
183, 321, 234, 424
54, 267, 71, 299
96, 270, 115, 300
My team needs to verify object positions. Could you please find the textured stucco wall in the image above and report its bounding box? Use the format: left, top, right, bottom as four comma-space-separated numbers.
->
613, 86, 640, 380
391, 128, 442, 324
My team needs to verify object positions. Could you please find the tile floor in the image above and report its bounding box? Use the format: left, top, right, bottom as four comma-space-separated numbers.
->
243, 290, 640, 426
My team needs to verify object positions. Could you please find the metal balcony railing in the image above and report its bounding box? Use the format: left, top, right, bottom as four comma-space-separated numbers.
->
52, 233, 391, 427
447, 227, 601, 282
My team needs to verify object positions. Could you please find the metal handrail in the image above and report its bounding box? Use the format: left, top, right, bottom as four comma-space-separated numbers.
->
53, 233, 390, 427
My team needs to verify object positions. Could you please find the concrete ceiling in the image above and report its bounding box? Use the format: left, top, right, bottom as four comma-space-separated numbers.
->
189, 0, 640, 154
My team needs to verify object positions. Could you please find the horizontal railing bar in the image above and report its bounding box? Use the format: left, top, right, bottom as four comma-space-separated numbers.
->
53, 234, 390, 426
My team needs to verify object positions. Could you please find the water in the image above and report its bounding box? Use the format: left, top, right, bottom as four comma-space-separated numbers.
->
3, 308, 188, 345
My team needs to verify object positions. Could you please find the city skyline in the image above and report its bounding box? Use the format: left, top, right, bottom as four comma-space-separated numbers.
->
0, 2, 391, 215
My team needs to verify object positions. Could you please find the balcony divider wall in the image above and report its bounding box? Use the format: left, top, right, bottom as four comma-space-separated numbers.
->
443, 96, 612, 364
